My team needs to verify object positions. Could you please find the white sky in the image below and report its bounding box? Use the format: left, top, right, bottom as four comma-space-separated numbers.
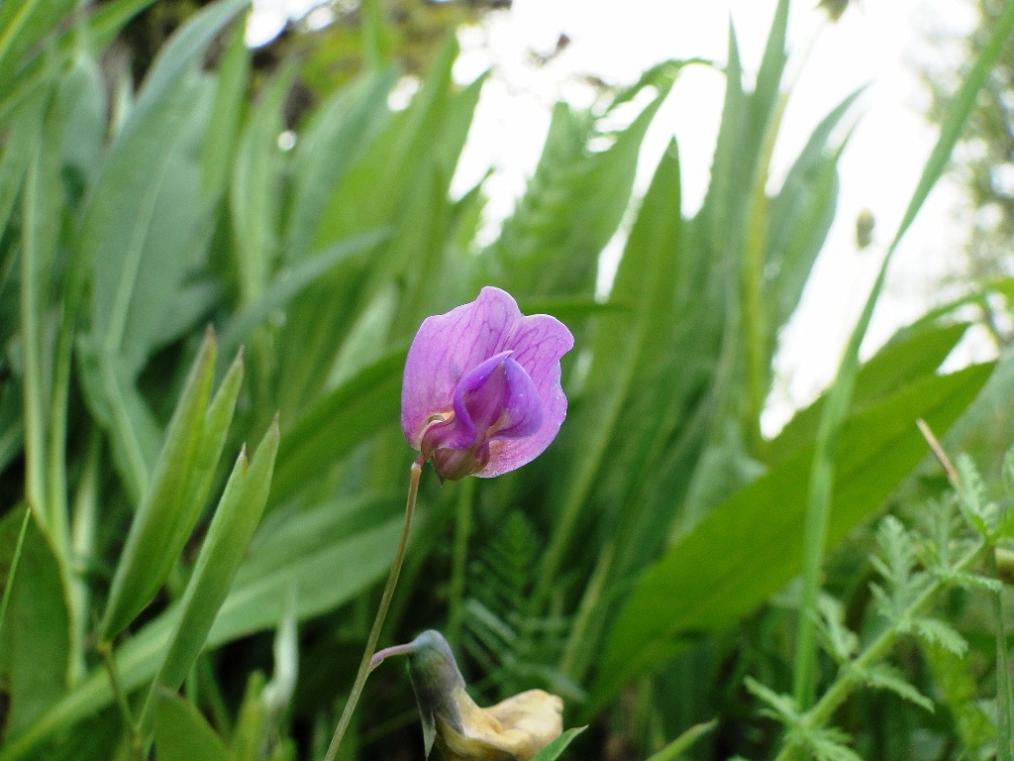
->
250, 0, 987, 434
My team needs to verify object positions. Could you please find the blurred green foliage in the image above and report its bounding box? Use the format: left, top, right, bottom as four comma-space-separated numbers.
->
926, 0, 1014, 345
0, 0, 1011, 759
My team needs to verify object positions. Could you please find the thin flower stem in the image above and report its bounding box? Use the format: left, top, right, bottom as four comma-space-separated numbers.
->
323, 457, 424, 761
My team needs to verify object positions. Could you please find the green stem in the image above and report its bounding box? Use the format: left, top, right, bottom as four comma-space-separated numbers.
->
97, 639, 142, 761
20, 150, 48, 534
774, 541, 987, 761
322, 457, 423, 761
988, 548, 1013, 761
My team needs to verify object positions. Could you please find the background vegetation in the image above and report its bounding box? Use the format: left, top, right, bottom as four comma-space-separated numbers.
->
0, 0, 1012, 759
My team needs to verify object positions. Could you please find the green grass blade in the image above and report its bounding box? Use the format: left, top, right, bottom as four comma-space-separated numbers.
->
791, 0, 1014, 706
644, 719, 717, 761
19, 141, 50, 536
0, 0, 74, 84
139, 420, 279, 731
171, 350, 245, 555
99, 332, 218, 641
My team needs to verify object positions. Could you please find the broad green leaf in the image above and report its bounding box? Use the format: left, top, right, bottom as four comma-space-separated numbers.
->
0, 91, 43, 241
311, 36, 464, 251
591, 362, 993, 707
762, 89, 862, 330
0, 513, 70, 734
99, 333, 218, 641
140, 421, 278, 728
57, 53, 107, 184
530, 726, 586, 761
85, 72, 209, 378
75, 337, 161, 500
154, 692, 230, 761
271, 348, 405, 504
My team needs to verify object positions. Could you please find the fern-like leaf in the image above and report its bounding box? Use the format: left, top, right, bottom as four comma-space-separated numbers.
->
814, 595, 858, 664
911, 616, 968, 657
956, 453, 996, 536
744, 677, 800, 726
462, 511, 574, 699
855, 663, 934, 712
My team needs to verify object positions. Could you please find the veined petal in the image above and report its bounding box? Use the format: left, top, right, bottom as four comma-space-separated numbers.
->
478, 314, 573, 477
401, 288, 523, 448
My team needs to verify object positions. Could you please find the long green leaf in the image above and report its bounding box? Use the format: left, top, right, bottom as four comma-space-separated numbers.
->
644, 719, 718, 761
592, 362, 993, 708
99, 333, 218, 641
230, 64, 292, 306
140, 421, 279, 729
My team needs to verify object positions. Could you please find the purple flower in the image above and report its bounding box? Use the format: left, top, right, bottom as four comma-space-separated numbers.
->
401, 287, 574, 481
